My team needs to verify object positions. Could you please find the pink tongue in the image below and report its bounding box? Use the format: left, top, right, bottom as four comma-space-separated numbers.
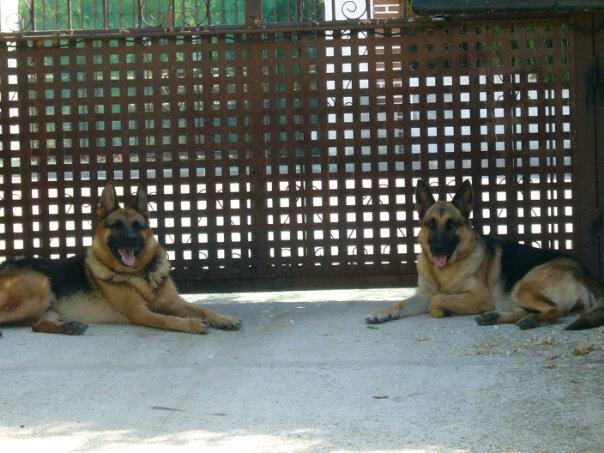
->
433, 255, 448, 268
119, 248, 136, 267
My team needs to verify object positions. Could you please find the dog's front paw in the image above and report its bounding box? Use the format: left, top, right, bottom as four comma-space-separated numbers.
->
210, 315, 242, 331
63, 321, 89, 335
427, 297, 446, 318
366, 310, 396, 324
475, 311, 499, 326
189, 319, 209, 334
517, 314, 539, 330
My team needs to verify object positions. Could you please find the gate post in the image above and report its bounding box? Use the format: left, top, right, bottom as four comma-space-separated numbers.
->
246, 0, 263, 26
572, 12, 602, 278
596, 12, 604, 280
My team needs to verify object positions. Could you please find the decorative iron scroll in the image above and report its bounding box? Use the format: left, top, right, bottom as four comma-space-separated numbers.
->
333, 0, 369, 20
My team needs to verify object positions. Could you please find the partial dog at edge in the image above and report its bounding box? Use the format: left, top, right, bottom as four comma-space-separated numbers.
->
0, 182, 241, 337
366, 179, 603, 330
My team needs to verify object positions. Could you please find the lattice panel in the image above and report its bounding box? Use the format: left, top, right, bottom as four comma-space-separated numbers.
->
0, 19, 577, 286
258, 22, 575, 280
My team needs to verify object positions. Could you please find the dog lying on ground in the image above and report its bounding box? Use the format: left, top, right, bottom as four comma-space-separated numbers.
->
366, 179, 601, 330
0, 182, 241, 336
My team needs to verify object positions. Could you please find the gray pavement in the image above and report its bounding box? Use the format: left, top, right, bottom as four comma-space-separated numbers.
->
0, 288, 603, 452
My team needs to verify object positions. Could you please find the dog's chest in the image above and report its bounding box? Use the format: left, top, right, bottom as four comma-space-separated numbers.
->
419, 253, 483, 294
431, 269, 472, 293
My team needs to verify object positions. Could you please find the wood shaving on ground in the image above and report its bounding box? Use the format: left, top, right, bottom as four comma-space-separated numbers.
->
572, 343, 594, 356
537, 337, 555, 346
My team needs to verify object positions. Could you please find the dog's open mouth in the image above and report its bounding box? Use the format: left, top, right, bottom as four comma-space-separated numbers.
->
118, 248, 137, 267
433, 255, 448, 268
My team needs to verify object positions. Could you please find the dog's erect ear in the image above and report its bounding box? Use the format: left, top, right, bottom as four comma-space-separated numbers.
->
452, 179, 474, 218
127, 185, 149, 219
415, 179, 436, 219
97, 182, 120, 220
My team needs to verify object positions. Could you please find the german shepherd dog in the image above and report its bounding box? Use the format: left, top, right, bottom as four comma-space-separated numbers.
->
0, 182, 241, 336
366, 179, 603, 330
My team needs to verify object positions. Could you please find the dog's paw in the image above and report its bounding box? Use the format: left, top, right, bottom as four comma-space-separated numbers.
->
63, 321, 89, 335
210, 315, 242, 331
366, 311, 395, 324
475, 311, 499, 326
189, 319, 209, 334
516, 314, 539, 330
428, 303, 445, 318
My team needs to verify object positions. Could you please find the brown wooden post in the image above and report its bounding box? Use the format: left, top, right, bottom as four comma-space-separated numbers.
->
594, 12, 604, 279
246, 0, 263, 26
572, 12, 601, 277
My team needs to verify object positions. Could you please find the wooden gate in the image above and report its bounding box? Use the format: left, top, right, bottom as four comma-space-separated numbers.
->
0, 4, 602, 290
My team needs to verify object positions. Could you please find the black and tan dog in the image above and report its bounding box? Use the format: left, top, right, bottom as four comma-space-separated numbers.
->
366, 179, 603, 330
0, 182, 241, 336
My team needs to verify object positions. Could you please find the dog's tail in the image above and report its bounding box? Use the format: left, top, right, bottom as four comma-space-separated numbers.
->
565, 306, 604, 330
565, 269, 604, 330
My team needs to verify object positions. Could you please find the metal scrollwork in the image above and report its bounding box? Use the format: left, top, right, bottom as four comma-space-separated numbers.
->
181, 0, 211, 27
140, 0, 168, 27
293, 0, 320, 22
334, 0, 369, 20
4, 12, 29, 32
4, 0, 33, 32
140, 0, 212, 28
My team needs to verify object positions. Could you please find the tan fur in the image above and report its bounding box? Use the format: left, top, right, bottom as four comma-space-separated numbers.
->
0, 269, 53, 323
55, 289, 130, 324
366, 180, 597, 329
493, 258, 596, 329
0, 182, 241, 336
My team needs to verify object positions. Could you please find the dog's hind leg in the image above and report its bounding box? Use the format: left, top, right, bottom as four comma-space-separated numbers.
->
515, 307, 566, 330
0, 270, 54, 330
512, 260, 587, 329
513, 288, 566, 330
31, 308, 88, 335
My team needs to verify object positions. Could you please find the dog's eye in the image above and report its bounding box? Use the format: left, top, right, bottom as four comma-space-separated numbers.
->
426, 219, 436, 230
131, 221, 146, 231
108, 220, 124, 230
446, 220, 458, 230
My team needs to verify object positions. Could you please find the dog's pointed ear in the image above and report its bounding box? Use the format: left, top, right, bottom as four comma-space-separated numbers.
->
97, 182, 120, 220
452, 179, 474, 218
415, 180, 436, 219
127, 185, 149, 219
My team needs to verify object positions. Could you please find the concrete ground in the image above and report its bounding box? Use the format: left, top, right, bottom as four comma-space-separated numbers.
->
0, 288, 602, 452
